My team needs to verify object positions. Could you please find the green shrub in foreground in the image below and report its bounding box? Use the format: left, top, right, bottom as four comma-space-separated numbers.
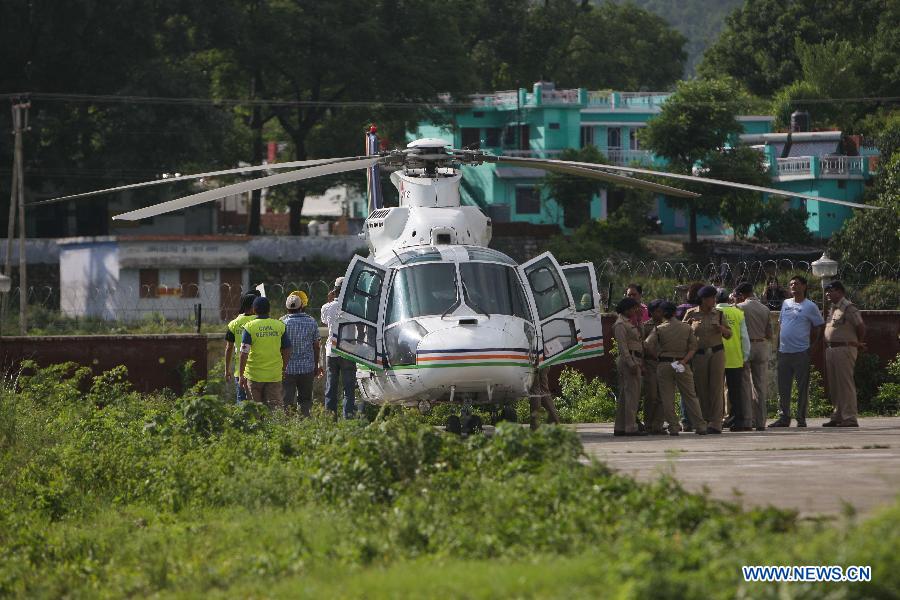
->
1, 363, 899, 598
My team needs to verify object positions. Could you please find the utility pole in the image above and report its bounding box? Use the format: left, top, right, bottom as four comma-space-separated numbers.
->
10, 100, 29, 334
2, 142, 17, 327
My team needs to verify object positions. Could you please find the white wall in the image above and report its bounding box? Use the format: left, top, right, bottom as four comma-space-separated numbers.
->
59, 242, 120, 319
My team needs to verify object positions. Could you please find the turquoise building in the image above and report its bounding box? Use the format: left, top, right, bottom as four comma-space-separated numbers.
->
416, 81, 875, 239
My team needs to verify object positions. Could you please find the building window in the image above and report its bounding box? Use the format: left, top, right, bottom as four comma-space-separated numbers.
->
607, 127, 621, 148
629, 129, 640, 150
580, 126, 594, 148
461, 127, 480, 148
180, 268, 200, 298
548, 122, 560, 130
484, 127, 502, 147
472, 111, 484, 118
139, 268, 159, 299
515, 187, 541, 214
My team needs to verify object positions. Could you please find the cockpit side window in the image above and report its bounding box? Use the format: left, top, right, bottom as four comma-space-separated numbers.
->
459, 262, 530, 319
386, 263, 458, 324
523, 257, 569, 319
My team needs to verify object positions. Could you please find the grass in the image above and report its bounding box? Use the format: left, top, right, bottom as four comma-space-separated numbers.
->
1, 362, 899, 598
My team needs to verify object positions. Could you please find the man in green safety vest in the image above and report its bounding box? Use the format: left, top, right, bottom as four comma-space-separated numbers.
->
239, 296, 292, 410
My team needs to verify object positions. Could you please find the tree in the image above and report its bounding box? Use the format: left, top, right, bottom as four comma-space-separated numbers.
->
462, 0, 686, 91
638, 77, 750, 244
698, 0, 886, 98
828, 154, 900, 266
702, 146, 772, 239
542, 146, 607, 229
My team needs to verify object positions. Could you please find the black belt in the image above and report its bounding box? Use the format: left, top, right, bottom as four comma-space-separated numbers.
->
658, 356, 682, 362
826, 342, 853, 348
695, 344, 724, 355
750, 338, 766, 343
630, 350, 644, 358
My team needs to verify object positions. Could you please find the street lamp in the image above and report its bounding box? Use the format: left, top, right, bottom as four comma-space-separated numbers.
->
811, 251, 839, 310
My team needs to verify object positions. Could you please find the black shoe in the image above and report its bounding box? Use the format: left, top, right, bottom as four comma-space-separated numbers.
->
730, 426, 753, 432
706, 427, 722, 434
767, 420, 790, 428
669, 430, 680, 436
613, 430, 625, 437
822, 420, 841, 427
796, 421, 807, 428
695, 429, 708, 435
624, 430, 649, 437
723, 416, 735, 429
682, 424, 693, 432
756, 426, 766, 432
836, 420, 859, 428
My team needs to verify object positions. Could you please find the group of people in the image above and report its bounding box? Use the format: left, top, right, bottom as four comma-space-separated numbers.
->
223, 277, 360, 419
612, 276, 866, 436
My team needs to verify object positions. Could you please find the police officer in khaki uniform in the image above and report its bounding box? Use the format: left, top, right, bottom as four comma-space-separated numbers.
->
644, 301, 709, 435
642, 300, 666, 433
823, 281, 866, 428
683, 285, 731, 433
734, 282, 773, 431
613, 297, 647, 436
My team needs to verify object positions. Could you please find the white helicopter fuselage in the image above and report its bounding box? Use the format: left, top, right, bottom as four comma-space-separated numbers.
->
331, 142, 604, 409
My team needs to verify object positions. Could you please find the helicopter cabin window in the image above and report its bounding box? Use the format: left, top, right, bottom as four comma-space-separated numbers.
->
461, 127, 480, 149
484, 127, 502, 148
386, 263, 458, 324
523, 257, 569, 319
342, 261, 384, 323
515, 187, 540, 214
459, 263, 530, 320
564, 266, 594, 311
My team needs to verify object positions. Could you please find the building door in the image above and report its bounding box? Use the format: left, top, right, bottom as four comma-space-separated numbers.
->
220, 268, 243, 321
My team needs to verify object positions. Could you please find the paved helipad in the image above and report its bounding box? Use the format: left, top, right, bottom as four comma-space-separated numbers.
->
576, 417, 900, 518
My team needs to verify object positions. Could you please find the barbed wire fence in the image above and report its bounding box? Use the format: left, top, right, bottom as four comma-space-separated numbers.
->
1, 260, 897, 334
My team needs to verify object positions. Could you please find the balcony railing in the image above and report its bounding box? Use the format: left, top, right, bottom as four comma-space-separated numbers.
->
776, 156, 812, 177
820, 156, 865, 177
497, 149, 566, 158
606, 148, 654, 166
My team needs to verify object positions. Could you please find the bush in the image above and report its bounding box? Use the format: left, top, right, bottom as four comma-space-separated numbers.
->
3, 363, 900, 597
871, 355, 900, 416
856, 279, 900, 311
554, 368, 617, 423
752, 204, 813, 244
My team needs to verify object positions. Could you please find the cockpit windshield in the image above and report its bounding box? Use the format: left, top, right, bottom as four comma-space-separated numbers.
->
386, 263, 458, 324
459, 262, 531, 320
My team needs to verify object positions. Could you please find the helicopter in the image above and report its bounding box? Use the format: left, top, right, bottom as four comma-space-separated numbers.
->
41, 128, 879, 434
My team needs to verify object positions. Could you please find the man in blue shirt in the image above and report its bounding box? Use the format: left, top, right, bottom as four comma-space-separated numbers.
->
769, 275, 824, 428
281, 291, 321, 417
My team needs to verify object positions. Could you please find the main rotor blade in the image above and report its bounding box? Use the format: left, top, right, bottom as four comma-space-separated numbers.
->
550, 159, 881, 210
113, 156, 381, 221
32, 156, 370, 207
489, 156, 700, 198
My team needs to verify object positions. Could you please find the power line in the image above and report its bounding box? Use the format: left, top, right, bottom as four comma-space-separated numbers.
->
2, 91, 899, 110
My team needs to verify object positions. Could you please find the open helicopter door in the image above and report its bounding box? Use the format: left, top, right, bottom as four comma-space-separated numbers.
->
559, 262, 604, 364
333, 256, 388, 371
517, 252, 580, 369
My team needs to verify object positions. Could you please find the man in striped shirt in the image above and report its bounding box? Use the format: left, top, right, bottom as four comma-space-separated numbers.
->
281, 291, 321, 417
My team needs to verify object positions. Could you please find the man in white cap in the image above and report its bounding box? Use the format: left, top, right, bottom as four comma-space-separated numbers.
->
320, 276, 358, 418
281, 291, 321, 417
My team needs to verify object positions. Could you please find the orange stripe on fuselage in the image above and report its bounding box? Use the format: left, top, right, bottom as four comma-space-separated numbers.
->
417, 354, 529, 362
582, 343, 603, 350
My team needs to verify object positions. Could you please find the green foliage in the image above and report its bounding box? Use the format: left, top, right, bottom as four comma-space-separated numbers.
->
855, 279, 900, 311
554, 368, 616, 423
870, 354, 900, 416
752, 203, 813, 244
542, 146, 608, 228
698, 0, 888, 97
829, 154, 900, 266
2, 363, 900, 596
548, 199, 651, 262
